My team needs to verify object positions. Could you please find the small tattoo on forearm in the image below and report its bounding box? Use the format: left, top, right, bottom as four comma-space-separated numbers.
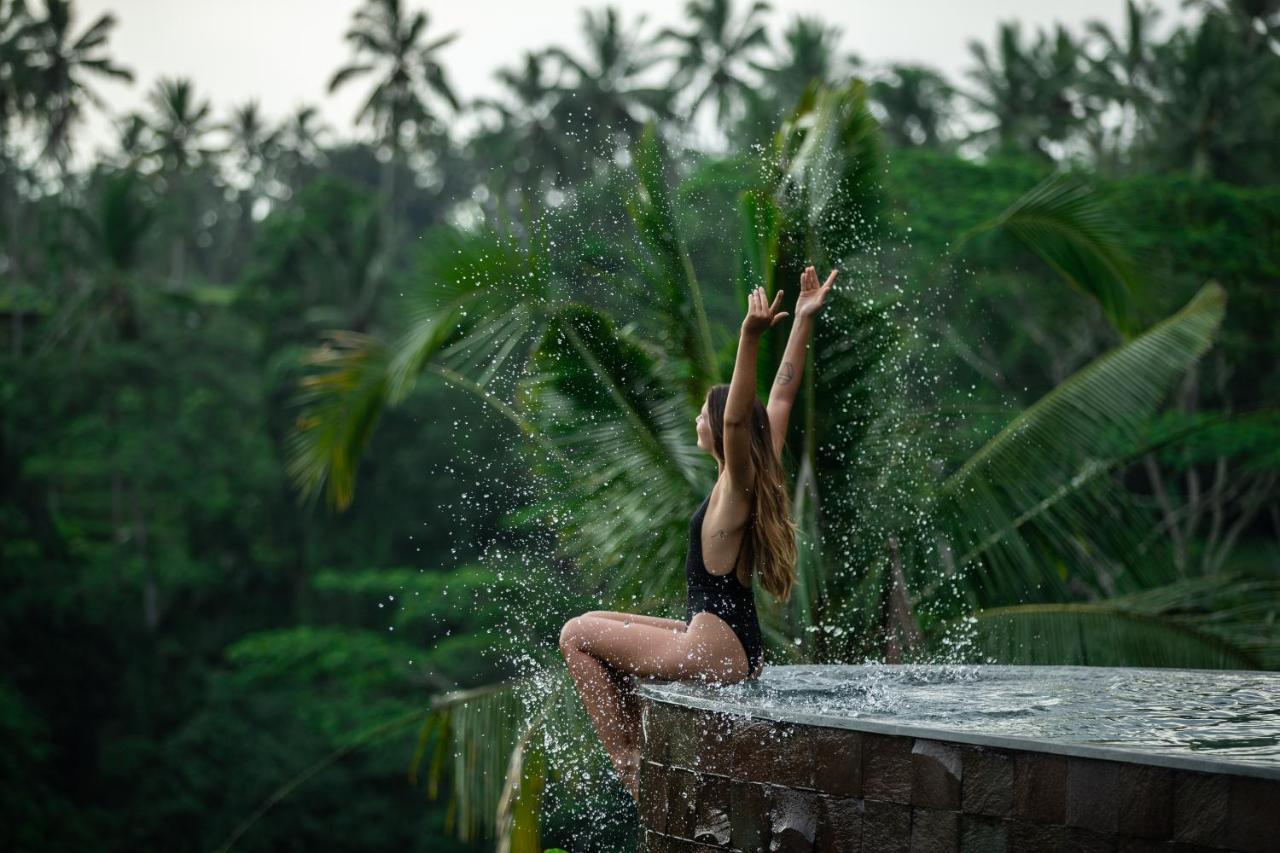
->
776, 361, 795, 386
714, 528, 727, 540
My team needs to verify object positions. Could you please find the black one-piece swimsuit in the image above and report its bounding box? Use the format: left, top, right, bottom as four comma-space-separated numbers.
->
684, 490, 764, 676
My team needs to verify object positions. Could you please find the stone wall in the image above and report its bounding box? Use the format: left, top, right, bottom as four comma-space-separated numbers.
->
637, 698, 1279, 853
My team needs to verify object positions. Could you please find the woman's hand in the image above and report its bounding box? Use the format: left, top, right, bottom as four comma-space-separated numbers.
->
741, 285, 789, 337
795, 266, 838, 319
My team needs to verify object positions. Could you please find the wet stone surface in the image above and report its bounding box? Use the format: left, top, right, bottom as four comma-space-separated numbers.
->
637, 695, 1280, 853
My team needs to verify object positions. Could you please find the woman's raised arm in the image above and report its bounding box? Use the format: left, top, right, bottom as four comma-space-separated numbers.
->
724, 286, 789, 489
766, 266, 837, 459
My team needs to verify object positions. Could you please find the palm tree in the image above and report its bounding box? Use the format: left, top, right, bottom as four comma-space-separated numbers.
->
23, 0, 133, 179
220, 100, 281, 189
279, 82, 1274, 848
144, 76, 216, 175
471, 51, 579, 211
328, 0, 459, 235
1083, 0, 1163, 170
659, 0, 773, 131
869, 64, 956, 149
0, 0, 39, 343
1143, 5, 1280, 182
0, 0, 37, 155
963, 21, 1092, 161
142, 76, 218, 285
728, 14, 849, 148
275, 105, 329, 190
753, 15, 845, 112
543, 7, 672, 169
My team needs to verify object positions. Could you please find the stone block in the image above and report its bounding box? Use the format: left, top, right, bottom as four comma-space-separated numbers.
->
817, 796, 863, 853
645, 829, 671, 853
1117, 842, 1219, 853
638, 759, 669, 834
1172, 771, 1227, 847
1062, 825, 1117, 853
1225, 775, 1280, 853
770, 787, 821, 853
813, 727, 863, 797
694, 774, 732, 847
657, 833, 731, 853
734, 719, 816, 789
910, 808, 959, 853
1113, 764, 1174, 840
863, 734, 914, 804
1006, 819, 1069, 851
730, 780, 772, 852
1013, 752, 1067, 824
863, 799, 912, 853
962, 748, 1014, 818
686, 710, 739, 776
642, 701, 675, 764
1065, 758, 1121, 834
912, 740, 963, 811
959, 815, 1006, 853
667, 767, 699, 840
664, 705, 736, 775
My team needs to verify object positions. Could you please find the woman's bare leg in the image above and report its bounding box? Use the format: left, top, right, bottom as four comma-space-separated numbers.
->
584, 610, 688, 632
582, 611, 687, 747
559, 613, 749, 801
559, 620, 644, 796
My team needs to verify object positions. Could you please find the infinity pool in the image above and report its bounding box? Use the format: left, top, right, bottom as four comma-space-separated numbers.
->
641, 663, 1280, 771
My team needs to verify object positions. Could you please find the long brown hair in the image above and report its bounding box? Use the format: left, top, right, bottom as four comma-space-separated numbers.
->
705, 384, 798, 602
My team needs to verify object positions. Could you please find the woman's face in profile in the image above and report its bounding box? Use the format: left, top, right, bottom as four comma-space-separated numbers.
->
695, 399, 712, 454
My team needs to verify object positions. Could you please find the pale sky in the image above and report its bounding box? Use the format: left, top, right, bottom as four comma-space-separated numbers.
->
67, 0, 1192, 168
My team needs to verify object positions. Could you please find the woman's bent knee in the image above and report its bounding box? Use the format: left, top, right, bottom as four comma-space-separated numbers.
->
559, 616, 583, 654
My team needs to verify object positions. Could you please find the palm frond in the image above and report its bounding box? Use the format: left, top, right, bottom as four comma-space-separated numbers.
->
775, 78, 886, 265
410, 680, 532, 844
520, 304, 706, 602
625, 123, 719, 397
954, 171, 1140, 337
957, 602, 1260, 668
286, 330, 391, 511
933, 282, 1226, 606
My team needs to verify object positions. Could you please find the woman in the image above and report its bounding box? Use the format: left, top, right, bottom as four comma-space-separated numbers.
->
558, 265, 839, 801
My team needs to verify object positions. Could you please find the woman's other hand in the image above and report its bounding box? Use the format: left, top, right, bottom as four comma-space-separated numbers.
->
795, 266, 838, 319
741, 285, 789, 337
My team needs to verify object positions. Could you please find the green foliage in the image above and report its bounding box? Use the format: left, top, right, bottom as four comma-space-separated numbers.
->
3, 3, 1278, 851
935, 282, 1227, 606
961, 602, 1259, 668
953, 171, 1140, 336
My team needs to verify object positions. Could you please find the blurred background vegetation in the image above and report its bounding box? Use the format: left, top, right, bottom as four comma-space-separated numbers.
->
1, 0, 1277, 851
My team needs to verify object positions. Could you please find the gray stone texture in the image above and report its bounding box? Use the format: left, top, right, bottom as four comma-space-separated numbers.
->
959, 814, 1007, 853
769, 787, 820, 852
863, 734, 915, 804
813, 726, 863, 797
637, 698, 1277, 853
910, 808, 960, 853
1172, 771, 1228, 846
639, 759, 670, 834
734, 719, 816, 789
730, 780, 772, 851
694, 774, 732, 847
1114, 764, 1174, 840
863, 800, 912, 853
912, 740, 964, 811
1225, 775, 1280, 853
1065, 757, 1123, 833
1013, 752, 1068, 824
666, 767, 698, 840
816, 796, 863, 853
962, 749, 1014, 818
